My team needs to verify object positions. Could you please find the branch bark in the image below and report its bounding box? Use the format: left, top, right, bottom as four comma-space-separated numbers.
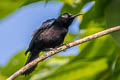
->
7, 26, 120, 80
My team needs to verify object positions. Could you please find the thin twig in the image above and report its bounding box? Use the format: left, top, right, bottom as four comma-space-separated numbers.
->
7, 26, 120, 80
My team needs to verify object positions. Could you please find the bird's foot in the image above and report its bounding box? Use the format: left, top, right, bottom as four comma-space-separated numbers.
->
43, 48, 54, 51
55, 44, 66, 52
55, 44, 66, 48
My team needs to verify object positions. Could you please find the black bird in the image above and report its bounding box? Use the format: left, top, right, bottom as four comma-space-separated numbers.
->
23, 13, 81, 75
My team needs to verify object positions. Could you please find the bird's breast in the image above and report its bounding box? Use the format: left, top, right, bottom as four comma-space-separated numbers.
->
39, 26, 68, 47
42, 27, 67, 39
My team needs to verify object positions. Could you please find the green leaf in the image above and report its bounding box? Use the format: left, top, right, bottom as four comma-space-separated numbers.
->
80, 0, 110, 29
64, 33, 76, 43
35, 26, 119, 80
40, 58, 108, 80
0, 0, 44, 19
0, 51, 31, 80
105, 0, 120, 45
29, 56, 70, 80
61, 0, 74, 5
0, 51, 26, 76
0, 75, 7, 80
0, 51, 70, 79
60, 0, 93, 15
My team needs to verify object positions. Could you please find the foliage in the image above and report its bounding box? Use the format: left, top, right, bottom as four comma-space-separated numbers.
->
0, 0, 120, 80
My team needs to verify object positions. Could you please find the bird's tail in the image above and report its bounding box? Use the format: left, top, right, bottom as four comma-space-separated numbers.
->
22, 52, 39, 75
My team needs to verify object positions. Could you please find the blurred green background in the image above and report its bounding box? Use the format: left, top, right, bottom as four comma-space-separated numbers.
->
0, 0, 120, 80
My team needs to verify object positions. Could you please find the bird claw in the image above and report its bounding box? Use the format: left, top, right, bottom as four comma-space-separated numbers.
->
55, 44, 66, 48
43, 48, 54, 51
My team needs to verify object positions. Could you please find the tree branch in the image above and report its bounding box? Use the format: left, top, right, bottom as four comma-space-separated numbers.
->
7, 26, 120, 80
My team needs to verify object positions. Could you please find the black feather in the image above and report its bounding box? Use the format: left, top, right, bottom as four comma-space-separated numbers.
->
22, 52, 39, 75
23, 13, 80, 75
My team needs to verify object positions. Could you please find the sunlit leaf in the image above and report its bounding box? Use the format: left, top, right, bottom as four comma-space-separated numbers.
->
0, 75, 7, 80
61, 0, 93, 15
64, 33, 76, 43
29, 56, 70, 80
40, 58, 108, 80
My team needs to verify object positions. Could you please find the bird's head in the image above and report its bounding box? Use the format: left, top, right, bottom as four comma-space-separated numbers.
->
57, 13, 81, 27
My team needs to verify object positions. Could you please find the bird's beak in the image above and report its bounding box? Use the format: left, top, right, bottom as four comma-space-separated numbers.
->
70, 14, 82, 19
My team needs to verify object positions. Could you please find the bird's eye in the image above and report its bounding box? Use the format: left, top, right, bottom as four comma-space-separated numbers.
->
61, 14, 69, 18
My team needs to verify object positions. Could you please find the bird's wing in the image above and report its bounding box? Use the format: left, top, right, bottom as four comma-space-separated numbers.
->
25, 18, 56, 55
33, 18, 56, 37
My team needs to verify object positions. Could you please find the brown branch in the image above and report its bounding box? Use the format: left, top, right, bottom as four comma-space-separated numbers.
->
7, 26, 120, 80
